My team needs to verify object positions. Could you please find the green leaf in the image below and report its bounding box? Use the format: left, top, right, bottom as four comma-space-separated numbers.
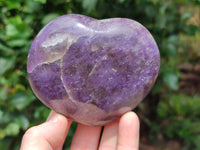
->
156, 16, 167, 29
0, 77, 7, 85
0, 110, 3, 121
5, 16, 32, 39
0, 43, 14, 55
0, 129, 6, 139
42, 13, 60, 25
163, 72, 179, 90
151, 80, 162, 95
117, 0, 126, 3
145, 5, 156, 18
185, 24, 200, 35
7, 39, 28, 47
5, 24, 19, 38
14, 115, 30, 130
5, 0, 21, 10
5, 123, 20, 136
33, 0, 47, 4
9, 92, 34, 111
157, 100, 170, 118
193, 135, 200, 149
0, 89, 7, 101
163, 43, 177, 56
182, 12, 193, 20
167, 35, 179, 44
0, 111, 10, 124
0, 138, 12, 150
0, 57, 15, 75
82, 0, 97, 13
34, 106, 50, 120
23, 0, 41, 13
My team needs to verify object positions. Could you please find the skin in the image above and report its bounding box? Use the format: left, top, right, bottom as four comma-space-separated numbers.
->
20, 111, 140, 150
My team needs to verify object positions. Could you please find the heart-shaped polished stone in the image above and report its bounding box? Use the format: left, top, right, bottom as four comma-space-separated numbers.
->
27, 14, 160, 126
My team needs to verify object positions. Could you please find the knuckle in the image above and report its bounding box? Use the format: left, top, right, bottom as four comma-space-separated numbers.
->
23, 126, 39, 140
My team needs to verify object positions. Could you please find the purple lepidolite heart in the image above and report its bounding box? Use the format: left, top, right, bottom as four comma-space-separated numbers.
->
27, 14, 160, 126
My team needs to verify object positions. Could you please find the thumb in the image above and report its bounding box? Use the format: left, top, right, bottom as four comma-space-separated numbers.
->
20, 111, 72, 150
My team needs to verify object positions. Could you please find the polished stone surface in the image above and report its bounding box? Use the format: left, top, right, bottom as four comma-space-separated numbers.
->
27, 14, 160, 126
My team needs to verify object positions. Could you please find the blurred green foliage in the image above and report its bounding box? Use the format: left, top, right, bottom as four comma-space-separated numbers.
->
157, 94, 200, 149
0, 0, 200, 149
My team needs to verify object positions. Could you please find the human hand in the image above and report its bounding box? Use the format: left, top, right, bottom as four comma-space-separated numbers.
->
20, 111, 140, 150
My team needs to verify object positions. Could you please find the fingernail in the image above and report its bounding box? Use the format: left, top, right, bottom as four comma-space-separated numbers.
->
47, 113, 58, 123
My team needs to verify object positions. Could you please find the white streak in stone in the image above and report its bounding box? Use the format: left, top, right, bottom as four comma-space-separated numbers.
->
77, 22, 119, 34
101, 55, 108, 60
42, 33, 68, 48
109, 77, 113, 80
89, 64, 97, 77
60, 63, 76, 103
111, 68, 117, 72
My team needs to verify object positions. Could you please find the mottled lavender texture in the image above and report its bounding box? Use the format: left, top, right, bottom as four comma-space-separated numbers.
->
27, 14, 160, 126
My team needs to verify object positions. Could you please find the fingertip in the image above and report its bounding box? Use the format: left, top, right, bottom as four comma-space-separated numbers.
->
120, 111, 140, 127
117, 111, 140, 150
